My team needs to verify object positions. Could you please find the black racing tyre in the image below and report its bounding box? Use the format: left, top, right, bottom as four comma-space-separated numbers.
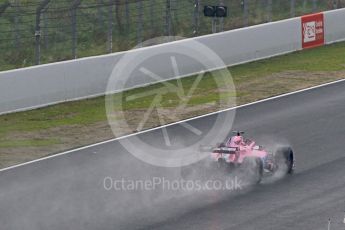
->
242, 156, 263, 184
274, 146, 294, 175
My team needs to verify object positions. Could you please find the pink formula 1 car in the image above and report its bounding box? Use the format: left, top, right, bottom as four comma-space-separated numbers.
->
181, 131, 295, 183
208, 131, 295, 182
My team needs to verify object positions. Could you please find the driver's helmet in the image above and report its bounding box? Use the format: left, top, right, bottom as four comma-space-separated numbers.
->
228, 136, 243, 147
233, 136, 242, 145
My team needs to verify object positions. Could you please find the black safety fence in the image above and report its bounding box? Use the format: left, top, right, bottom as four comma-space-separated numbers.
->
0, 0, 342, 71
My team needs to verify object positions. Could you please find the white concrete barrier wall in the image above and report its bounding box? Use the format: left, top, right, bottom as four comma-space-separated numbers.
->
324, 8, 345, 44
0, 8, 344, 115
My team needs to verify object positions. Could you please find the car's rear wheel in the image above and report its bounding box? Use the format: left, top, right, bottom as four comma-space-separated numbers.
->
274, 147, 294, 175
241, 156, 263, 184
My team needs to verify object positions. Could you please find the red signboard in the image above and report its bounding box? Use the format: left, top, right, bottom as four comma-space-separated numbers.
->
301, 13, 324, 49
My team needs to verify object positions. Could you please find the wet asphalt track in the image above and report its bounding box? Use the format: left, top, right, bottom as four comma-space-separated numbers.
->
1, 80, 345, 230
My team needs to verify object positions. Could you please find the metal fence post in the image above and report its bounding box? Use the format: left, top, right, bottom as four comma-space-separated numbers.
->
35, 0, 51, 65
137, 0, 143, 46
266, 0, 272, 22
193, 0, 199, 35
290, 0, 295, 17
107, 0, 114, 53
71, 0, 81, 59
219, 0, 224, 32
243, 0, 249, 27
13, 0, 21, 48
211, 17, 215, 33
150, 0, 155, 34
165, 0, 172, 37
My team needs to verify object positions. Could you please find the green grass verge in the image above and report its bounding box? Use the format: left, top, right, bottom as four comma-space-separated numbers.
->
1, 41, 345, 137
0, 139, 60, 148
231, 43, 345, 80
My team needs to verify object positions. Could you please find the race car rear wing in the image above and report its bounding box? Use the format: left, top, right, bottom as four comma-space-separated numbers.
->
212, 147, 237, 154
199, 145, 238, 153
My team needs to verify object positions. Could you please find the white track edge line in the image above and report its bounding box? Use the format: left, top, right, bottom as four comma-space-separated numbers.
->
1, 77, 345, 173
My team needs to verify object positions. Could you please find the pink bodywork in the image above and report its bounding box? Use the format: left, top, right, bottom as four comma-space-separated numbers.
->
211, 136, 268, 164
